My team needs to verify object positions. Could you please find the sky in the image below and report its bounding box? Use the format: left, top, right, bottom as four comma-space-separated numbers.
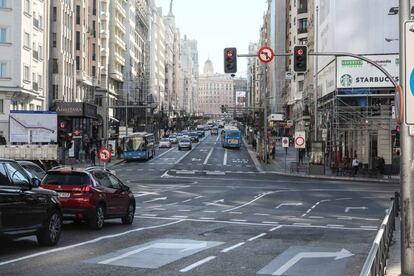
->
156, 0, 268, 76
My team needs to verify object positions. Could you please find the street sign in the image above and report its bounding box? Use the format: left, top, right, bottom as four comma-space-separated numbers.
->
294, 131, 306, 149
73, 129, 81, 136
258, 46, 275, 63
405, 20, 414, 124
98, 147, 111, 162
282, 137, 289, 148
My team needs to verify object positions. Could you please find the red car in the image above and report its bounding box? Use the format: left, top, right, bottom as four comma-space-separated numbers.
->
41, 167, 135, 230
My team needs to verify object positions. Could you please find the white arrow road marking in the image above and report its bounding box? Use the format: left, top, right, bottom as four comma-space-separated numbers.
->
223, 149, 228, 165
100, 241, 208, 265
143, 197, 167, 203
204, 199, 233, 208
272, 249, 354, 275
222, 192, 275, 212
203, 147, 214, 165
345, 207, 368, 213
275, 203, 303, 209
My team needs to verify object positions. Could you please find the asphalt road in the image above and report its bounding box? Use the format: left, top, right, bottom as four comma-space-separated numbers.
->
0, 133, 399, 276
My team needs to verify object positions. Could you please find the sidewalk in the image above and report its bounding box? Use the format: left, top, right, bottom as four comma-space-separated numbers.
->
243, 138, 399, 183
62, 157, 124, 169
385, 218, 401, 276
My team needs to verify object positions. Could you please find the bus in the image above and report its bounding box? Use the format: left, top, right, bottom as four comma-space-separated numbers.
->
221, 127, 241, 149
123, 132, 155, 161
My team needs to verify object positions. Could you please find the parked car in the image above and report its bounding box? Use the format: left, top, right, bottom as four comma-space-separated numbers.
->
0, 159, 62, 246
17, 160, 46, 181
41, 167, 135, 230
189, 132, 200, 143
169, 135, 178, 144
178, 138, 192, 150
159, 138, 172, 148
197, 130, 205, 138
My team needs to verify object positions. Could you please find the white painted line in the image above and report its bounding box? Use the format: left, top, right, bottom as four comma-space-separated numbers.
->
221, 242, 245, 253
360, 226, 378, 229
335, 198, 352, 201
179, 256, 216, 273
176, 170, 196, 175
223, 149, 228, 165
248, 233, 267, 241
203, 147, 214, 165
231, 219, 247, 222
153, 147, 175, 160
141, 213, 158, 217
229, 211, 243, 215
206, 171, 226, 175
223, 192, 274, 212
309, 216, 324, 219
195, 196, 203, 199
199, 217, 215, 220
327, 224, 345, 228
150, 208, 166, 211
171, 216, 188, 219
175, 149, 193, 164
0, 220, 184, 267
203, 210, 217, 213
293, 223, 311, 226
337, 217, 353, 220
178, 209, 191, 212
269, 226, 283, 232
254, 213, 270, 216
182, 199, 193, 203
262, 221, 279, 224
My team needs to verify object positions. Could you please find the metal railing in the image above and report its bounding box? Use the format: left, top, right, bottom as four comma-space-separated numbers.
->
360, 192, 400, 276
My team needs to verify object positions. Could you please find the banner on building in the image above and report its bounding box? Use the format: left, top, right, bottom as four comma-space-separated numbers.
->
236, 91, 246, 107
336, 55, 399, 89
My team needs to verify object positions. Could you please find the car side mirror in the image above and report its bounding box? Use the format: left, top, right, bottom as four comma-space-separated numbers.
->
123, 186, 130, 192
31, 178, 41, 187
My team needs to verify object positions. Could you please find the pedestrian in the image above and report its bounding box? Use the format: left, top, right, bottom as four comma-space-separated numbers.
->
352, 155, 360, 176
378, 156, 385, 174
90, 148, 96, 166
271, 144, 276, 160
298, 149, 304, 164
116, 145, 122, 159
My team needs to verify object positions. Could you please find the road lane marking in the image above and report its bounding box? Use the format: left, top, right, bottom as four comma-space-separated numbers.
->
179, 256, 216, 273
203, 210, 217, 213
223, 149, 228, 165
0, 220, 184, 267
150, 208, 166, 211
301, 199, 326, 217
231, 219, 247, 222
199, 217, 215, 220
275, 202, 303, 209
182, 199, 193, 203
327, 224, 345, 228
206, 171, 226, 175
178, 209, 191, 212
293, 223, 311, 226
222, 191, 275, 212
195, 196, 203, 199
248, 233, 267, 241
175, 149, 193, 164
149, 147, 175, 161
221, 242, 245, 253
254, 213, 270, 216
360, 226, 378, 229
172, 216, 188, 219
335, 198, 352, 201
229, 211, 243, 215
203, 147, 214, 165
309, 216, 324, 219
143, 197, 167, 203
141, 213, 158, 217
262, 221, 279, 224
269, 226, 283, 232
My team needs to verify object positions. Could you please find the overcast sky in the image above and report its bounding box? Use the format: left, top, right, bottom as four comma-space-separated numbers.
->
156, 0, 268, 76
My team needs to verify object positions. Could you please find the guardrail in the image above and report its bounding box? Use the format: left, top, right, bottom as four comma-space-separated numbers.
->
359, 192, 400, 276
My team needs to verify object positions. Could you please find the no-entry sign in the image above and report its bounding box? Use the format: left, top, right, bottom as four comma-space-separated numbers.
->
294, 131, 306, 149
98, 148, 111, 162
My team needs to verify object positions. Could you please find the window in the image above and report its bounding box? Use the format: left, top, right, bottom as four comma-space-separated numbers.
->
298, 18, 308, 34
0, 99, 3, 113
24, 0, 30, 14
52, 84, 58, 99
52, 7, 57, 22
5, 163, 30, 186
76, 31, 80, 50
0, 62, 7, 78
36, 105, 41, 111
92, 43, 96, 60
52, 32, 57, 47
0, 164, 12, 186
92, 66, 96, 77
76, 5, 80, 25
0, 0, 7, 9
39, 15, 43, 29
93, 0, 97, 15
76, 56, 80, 70
23, 65, 30, 81
38, 74, 42, 89
29, 104, 34, 110
0, 28, 7, 43
23, 32, 30, 48
93, 172, 111, 187
52, 59, 58, 73
38, 45, 43, 59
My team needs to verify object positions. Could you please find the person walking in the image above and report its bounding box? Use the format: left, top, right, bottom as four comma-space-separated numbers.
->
90, 148, 96, 166
352, 156, 360, 176
271, 144, 276, 160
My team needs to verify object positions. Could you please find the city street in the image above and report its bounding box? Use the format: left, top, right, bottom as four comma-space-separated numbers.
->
0, 133, 398, 276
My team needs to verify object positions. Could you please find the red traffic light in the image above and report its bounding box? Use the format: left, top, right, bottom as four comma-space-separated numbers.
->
296, 48, 304, 56
226, 50, 234, 57
59, 121, 66, 129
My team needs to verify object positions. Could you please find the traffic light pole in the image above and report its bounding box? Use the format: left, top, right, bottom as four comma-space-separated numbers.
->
399, 0, 414, 274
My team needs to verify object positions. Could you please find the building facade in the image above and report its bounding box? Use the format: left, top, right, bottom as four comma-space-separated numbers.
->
0, 0, 50, 142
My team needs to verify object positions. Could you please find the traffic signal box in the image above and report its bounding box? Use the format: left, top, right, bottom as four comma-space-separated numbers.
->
224, 48, 237, 73
293, 45, 307, 73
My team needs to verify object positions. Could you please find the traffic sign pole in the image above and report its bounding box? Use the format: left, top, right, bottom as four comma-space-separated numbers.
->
400, 0, 414, 273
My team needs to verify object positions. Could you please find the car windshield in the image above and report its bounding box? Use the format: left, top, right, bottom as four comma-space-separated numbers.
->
43, 172, 91, 186
161, 138, 169, 142
180, 139, 190, 143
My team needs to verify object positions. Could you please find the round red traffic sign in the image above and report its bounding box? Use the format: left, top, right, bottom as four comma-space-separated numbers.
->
295, 136, 305, 147
73, 129, 81, 136
258, 46, 275, 63
98, 148, 111, 162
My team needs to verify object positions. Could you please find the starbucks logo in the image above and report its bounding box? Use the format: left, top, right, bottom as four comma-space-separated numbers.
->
340, 74, 353, 87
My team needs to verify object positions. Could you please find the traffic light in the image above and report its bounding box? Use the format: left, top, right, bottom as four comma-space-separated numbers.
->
293, 45, 307, 73
224, 48, 237, 73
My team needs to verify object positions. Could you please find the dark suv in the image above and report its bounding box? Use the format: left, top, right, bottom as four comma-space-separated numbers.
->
41, 167, 135, 230
0, 159, 62, 246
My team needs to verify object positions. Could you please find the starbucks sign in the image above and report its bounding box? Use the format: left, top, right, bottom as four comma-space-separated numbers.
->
336, 54, 400, 89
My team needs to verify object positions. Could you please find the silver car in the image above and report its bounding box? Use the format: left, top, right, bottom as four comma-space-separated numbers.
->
159, 138, 172, 148
178, 138, 192, 150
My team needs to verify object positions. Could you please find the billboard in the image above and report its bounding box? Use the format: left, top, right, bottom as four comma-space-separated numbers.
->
10, 111, 57, 143
236, 91, 246, 107
336, 54, 400, 89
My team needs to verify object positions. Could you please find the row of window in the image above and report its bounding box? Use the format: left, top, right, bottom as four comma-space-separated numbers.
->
11, 101, 42, 112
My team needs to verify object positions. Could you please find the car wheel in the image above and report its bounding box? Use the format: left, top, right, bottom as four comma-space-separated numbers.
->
37, 209, 62, 246
122, 201, 135, 225
89, 204, 105, 230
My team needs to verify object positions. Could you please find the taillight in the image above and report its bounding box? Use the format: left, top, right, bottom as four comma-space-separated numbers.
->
81, 186, 91, 193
